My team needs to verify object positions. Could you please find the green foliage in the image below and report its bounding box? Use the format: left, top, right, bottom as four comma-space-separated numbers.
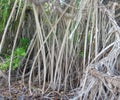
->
19, 38, 29, 49
0, 0, 29, 70
79, 51, 84, 57
0, 0, 17, 33
0, 47, 26, 70
0, 38, 29, 70
0, 0, 10, 33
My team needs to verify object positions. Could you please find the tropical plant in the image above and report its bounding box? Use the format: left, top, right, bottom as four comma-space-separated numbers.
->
0, 0, 120, 99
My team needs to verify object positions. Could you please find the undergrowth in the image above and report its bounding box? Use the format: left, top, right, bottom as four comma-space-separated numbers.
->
0, 38, 29, 70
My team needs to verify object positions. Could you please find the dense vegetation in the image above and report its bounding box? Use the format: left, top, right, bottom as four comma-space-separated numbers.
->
0, 0, 120, 99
